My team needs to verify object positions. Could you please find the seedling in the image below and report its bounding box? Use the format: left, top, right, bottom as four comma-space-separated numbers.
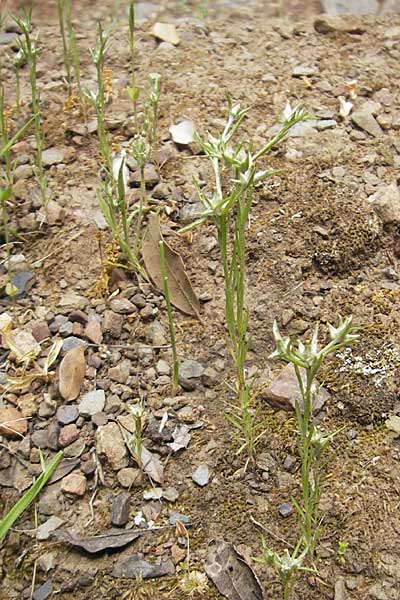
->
13, 8, 49, 209
149, 72, 161, 162
65, 0, 84, 106
180, 98, 308, 459
13, 50, 25, 118
159, 240, 179, 392
0, 450, 63, 545
128, 401, 146, 468
57, 0, 72, 94
258, 316, 359, 597
337, 539, 348, 563
128, 1, 136, 88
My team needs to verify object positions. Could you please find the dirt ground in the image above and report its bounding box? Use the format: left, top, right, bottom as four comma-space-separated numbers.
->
1, 0, 400, 599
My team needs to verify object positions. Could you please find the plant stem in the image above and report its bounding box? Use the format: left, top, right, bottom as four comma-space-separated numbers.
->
159, 240, 179, 393
57, 0, 72, 94
128, 1, 135, 88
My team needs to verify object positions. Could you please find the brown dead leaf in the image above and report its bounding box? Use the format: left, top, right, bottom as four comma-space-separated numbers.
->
58, 528, 141, 553
205, 540, 265, 600
141, 214, 200, 318
59, 346, 85, 401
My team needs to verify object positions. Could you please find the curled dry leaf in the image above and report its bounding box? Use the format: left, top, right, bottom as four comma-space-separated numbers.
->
205, 540, 265, 600
58, 528, 141, 553
141, 446, 164, 484
59, 346, 86, 401
141, 214, 200, 318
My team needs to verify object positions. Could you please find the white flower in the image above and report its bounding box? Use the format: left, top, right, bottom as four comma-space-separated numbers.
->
112, 151, 129, 192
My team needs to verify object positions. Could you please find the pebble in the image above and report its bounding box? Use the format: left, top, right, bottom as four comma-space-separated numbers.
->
351, 110, 383, 137
169, 511, 191, 526
32, 580, 53, 600
69, 310, 88, 324
179, 202, 204, 225
7, 329, 41, 358
58, 424, 80, 447
292, 64, 318, 77
278, 503, 293, 518
109, 359, 131, 384
36, 516, 64, 541
61, 336, 87, 353
56, 405, 79, 425
109, 297, 136, 314
152, 22, 180, 45
79, 390, 106, 417
192, 464, 210, 487
103, 310, 124, 337
49, 315, 68, 333
111, 493, 131, 526
96, 422, 128, 470
179, 359, 205, 380
92, 412, 108, 426
42, 147, 66, 166
84, 319, 103, 344
11, 271, 35, 296
31, 321, 51, 342
261, 363, 329, 414
156, 359, 170, 376
117, 467, 144, 488
61, 472, 87, 496
130, 164, 160, 188
314, 14, 367, 34
63, 438, 85, 458
334, 577, 347, 600
58, 291, 87, 312
31, 429, 49, 449
112, 555, 175, 579
369, 183, 400, 224
18, 394, 37, 418
0, 408, 28, 439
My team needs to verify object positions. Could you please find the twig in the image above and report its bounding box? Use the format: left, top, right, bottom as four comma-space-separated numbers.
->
250, 514, 295, 549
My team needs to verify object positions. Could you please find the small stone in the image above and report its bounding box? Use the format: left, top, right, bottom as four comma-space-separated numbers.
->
31, 429, 49, 449
61, 336, 87, 353
292, 64, 318, 77
369, 183, 400, 224
47, 421, 60, 451
152, 22, 180, 45
314, 14, 367, 34
37, 552, 55, 573
201, 366, 218, 387
14, 164, 33, 180
56, 405, 79, 425
0, 408, 28, 439
179, 201, 204, 225
17, 393, 37, 418
140, 304, 155, 320
31, 321, 51, 342
36, 516, 64, 541
49, 314, 68, 333
38, 396, 57, 418
112, 555, 175, 579
61, 472, 87, 496
130, 164, 160, 188
278, 503, 293, 518
69, 310, 88, 324
84, 319, 103, 344
63, 438, 85, 458
147, 321, 167, 345
11, 271, 35, 296
262, 363, 329, 414
58, 424, 80, 448
103, 310, 124, 338
7, 329, 41, 359
351, 110, 383, 137
131, 293, 147, 308
96, 422, 128, 470
58, 291, 87, 312
111, 493, 131, 526
59, 321, 73, 336
156, 359, 170, 376
109, 359, 131, 384
37, 200, 65, 226
169, 511, 191, 526
42, 147, 66, 166
79, 390, 106, 417
117, 467, 144, 488
32, 580, 53, 600
109, 297, 136, 314
179, 359, 204, 380
192, 464, 210, 487
334, 577, 347, 600
283, 454, 297, 473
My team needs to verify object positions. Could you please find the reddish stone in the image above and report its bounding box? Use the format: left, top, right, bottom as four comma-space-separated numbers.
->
58, 423, 80, 448
61, 472, 87, 496
69, 310, 88, 325
72, 322, 84, 337
31, 321, 51, 343
84, 319, 103, 344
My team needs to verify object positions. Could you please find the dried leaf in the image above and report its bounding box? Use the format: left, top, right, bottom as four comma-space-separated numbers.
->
48, 458, 80, 484
44, 338, 63, 375
167, 424, 191, 452
141, 446, 164, 484
141, 214, 200, 318
205, 540, 265, 600
58, 528, 141, 553
59, 346, 86, 401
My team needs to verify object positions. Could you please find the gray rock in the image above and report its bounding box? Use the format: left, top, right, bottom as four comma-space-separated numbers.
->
278, 503, 293, 518
321, 0, 379, 14
79, 390, 106, 417
133, 2, 159, 23
58, 291, 87, 312
36, 516, 64, 541
192, 464, 210, 487
11, 271, 35, 296
179, 201, 205, 225
261, 363, 329, 414
147, 321, 167, 345
0, 32, 19, 44
288, 120, 318, 138
32, 580, 53, 600
292, 65, 318, 77
111, 493, 131, 526
31, 430, 49, 449
42, 147, 66, 166
351, 110, 383, 137
61, 336, 87, 353
14, 164, 33, 180
112, 555, 175, 579
156, 359, 170, 376
169, 511, 191, 525
109, 297, 136, 314
369, 183, 400, 224
179, 359, 205, 380
49, 314, 68, 333
96, 422, 128, 470
334, 577, 347, 600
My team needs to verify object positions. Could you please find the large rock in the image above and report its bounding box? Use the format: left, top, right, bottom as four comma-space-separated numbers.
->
314, 15, 367, 34
321, 0, 379, 14
369, 183, 400, 225
96, 422, 128, 470
261, 363, 329, 414
351, 110, 382, 137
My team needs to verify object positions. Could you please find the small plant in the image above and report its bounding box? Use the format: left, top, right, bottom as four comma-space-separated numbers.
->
13, 50, 25, 118
159, 240, 179, 392
65, 0, 83, 106
57, 0, 72, 94
13, 8, 49, 209
128, 1, 136, 89
149, 72, 161, 162
0, 450, 63, 545
337, 539, 348, 563
256, 316, 359, 597
86, 21, 112, 171
128, 400, 146, 468
180, 98, 308, 460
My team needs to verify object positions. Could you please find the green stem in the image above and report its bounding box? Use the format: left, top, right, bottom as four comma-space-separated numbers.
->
159, 240, 179, 393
